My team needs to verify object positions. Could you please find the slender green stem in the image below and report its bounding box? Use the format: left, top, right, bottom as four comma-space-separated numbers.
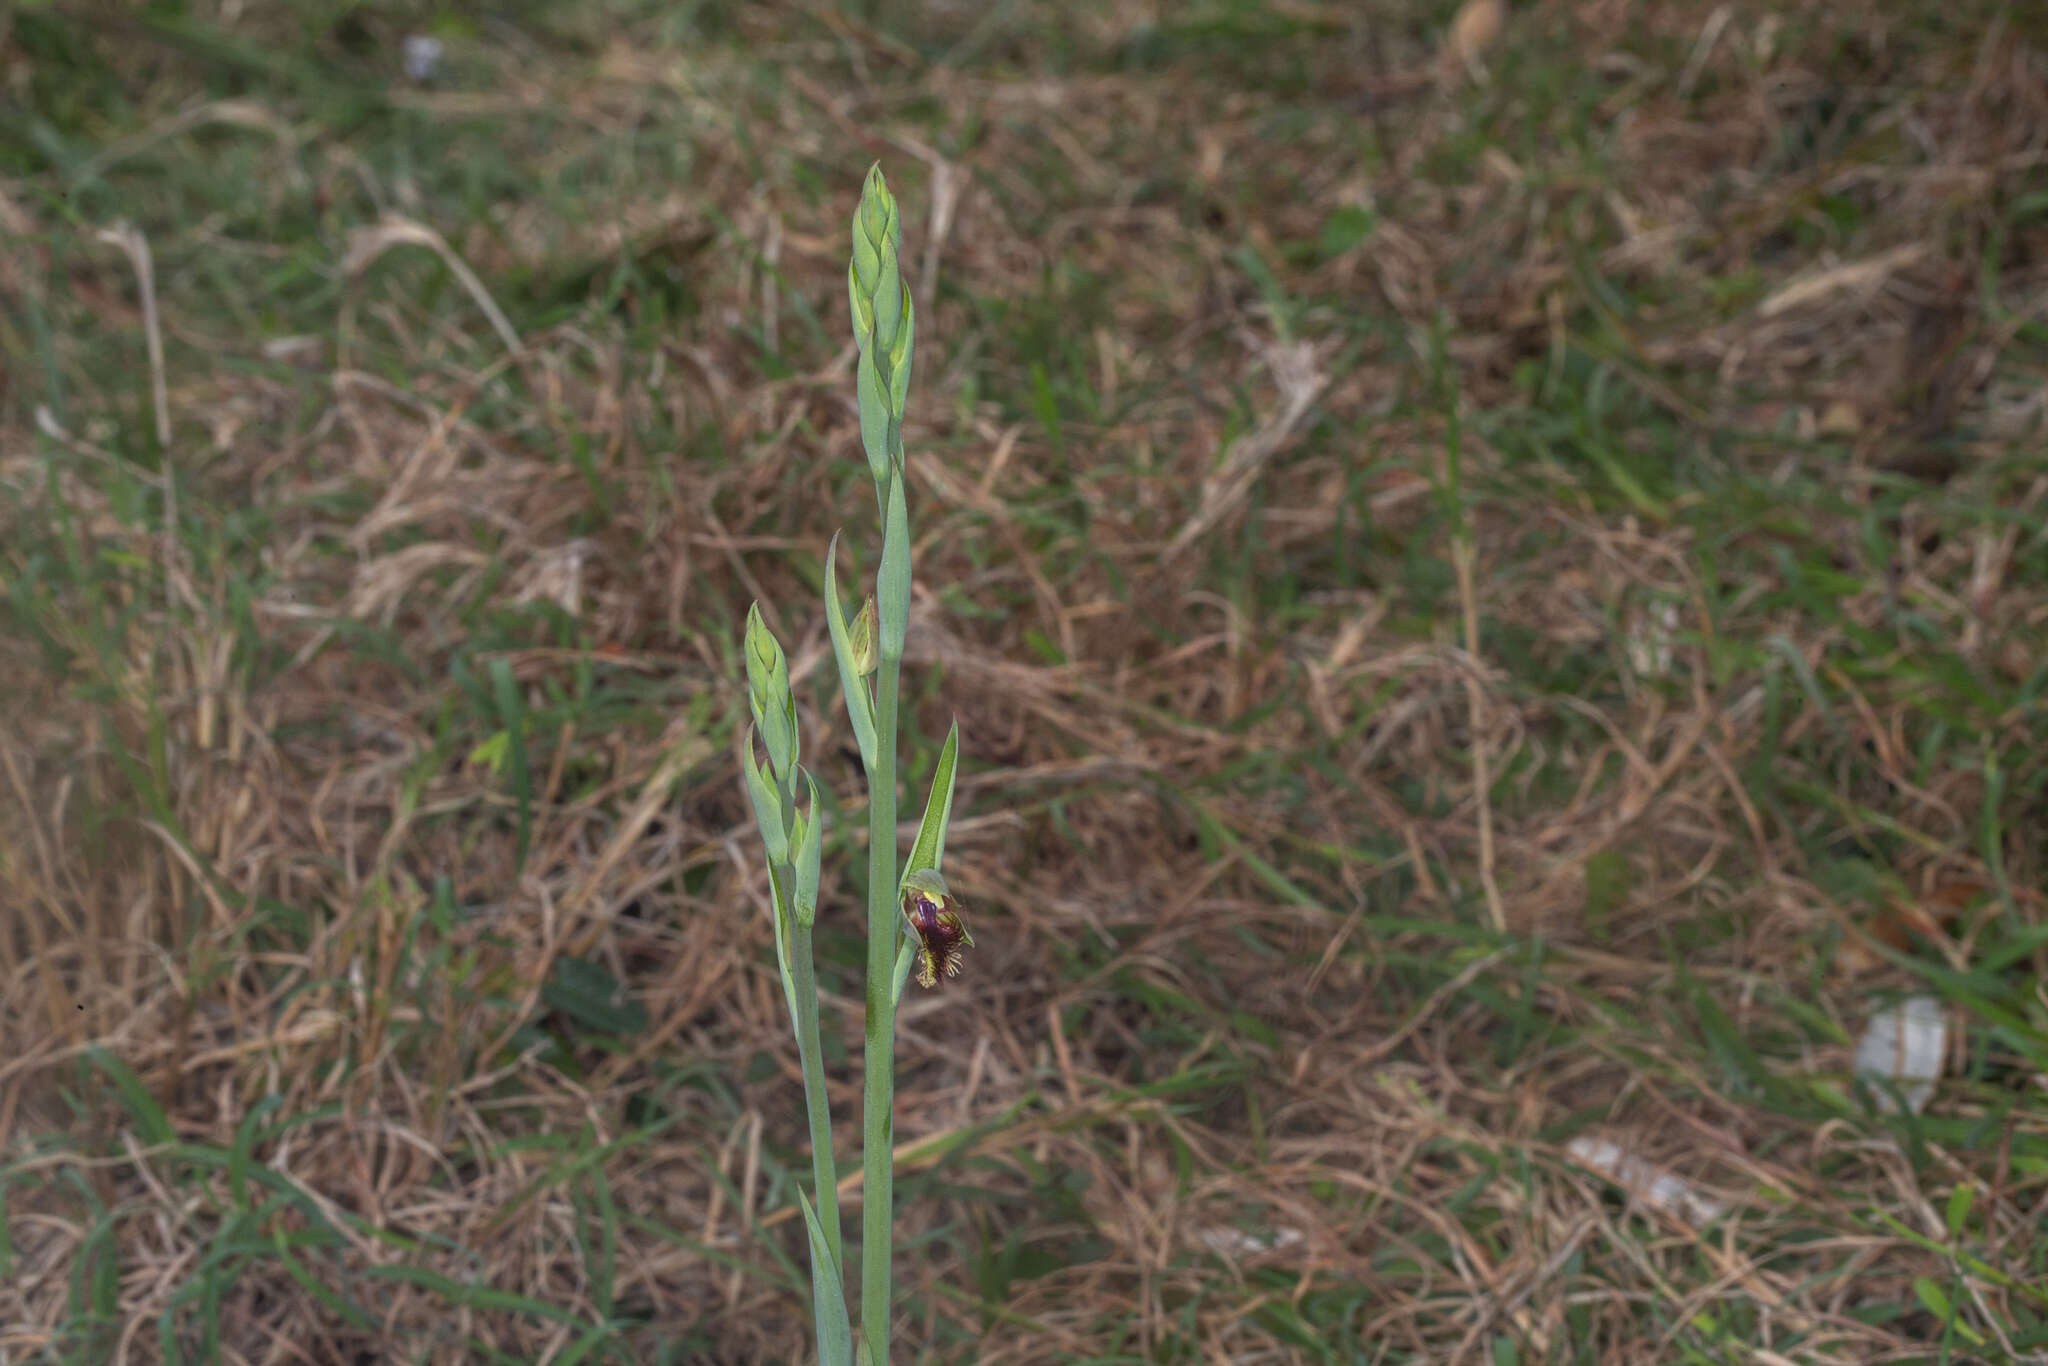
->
788, 923, 841, 1271
860, 656, 901, 1366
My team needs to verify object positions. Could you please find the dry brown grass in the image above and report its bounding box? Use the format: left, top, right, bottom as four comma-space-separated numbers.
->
4, 1, 2047, 1362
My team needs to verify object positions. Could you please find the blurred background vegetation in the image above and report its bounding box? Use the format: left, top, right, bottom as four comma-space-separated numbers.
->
3, 1, 2047, 1362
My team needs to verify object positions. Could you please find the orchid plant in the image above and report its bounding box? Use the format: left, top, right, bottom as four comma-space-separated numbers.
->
739, 164, 968, 1366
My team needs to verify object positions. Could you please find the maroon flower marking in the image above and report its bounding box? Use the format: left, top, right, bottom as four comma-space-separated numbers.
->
901, 870, 973, 990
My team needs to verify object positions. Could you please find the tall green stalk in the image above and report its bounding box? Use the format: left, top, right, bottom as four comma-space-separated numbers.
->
739, 163, 969, 1366
851, 160, 916, 1366
862, 655, 900, 1365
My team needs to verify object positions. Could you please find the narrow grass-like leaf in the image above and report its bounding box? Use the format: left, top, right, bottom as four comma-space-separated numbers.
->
228, 1094, 285, 1213
551, 1320, 625, 1366
487, 656, 533, 874
87, 1046, 174, 1145
798, 1190, 855, 1366
542, 957, 648, 1037
824, 532, 879, 767
900, 720, 959, 892
270, 1231, 376, 1331
359, 1261, 591, 1325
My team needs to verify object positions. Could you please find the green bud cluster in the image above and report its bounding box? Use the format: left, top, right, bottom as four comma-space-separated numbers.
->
848, 163, 915, 497
741, 604, 821, 930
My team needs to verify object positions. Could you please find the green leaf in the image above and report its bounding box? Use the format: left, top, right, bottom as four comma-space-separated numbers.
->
798, 1190, 855, 1366
901, 720, 959, 891
1945, 1182, 1976, 1238
741, 732, 791, 869
823, 533, 879, 768
878, 474, 910, 660
541, 957, 648, 1037
795, 771, 824, 929
466, 729, 509, 777
1318, 203, 1378, 259
88, 1046, 173, 1145
1913, 1276, 1983, 1345
1581, 848, 1631, 944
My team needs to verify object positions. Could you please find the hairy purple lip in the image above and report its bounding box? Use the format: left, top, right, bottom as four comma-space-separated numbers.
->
903, 883, 974, 990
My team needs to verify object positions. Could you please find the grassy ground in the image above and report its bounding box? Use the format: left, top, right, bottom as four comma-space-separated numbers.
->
4, 1, 2047, 1362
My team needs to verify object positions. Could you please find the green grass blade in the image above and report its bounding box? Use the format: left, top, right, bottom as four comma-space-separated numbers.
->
87, 1046, 174, 1146
487, 657, 533, 875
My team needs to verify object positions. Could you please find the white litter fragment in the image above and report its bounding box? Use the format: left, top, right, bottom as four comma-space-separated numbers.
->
1197, 1226, 1305, 1258
1855, 995, 1946, 1115
1567, 1137, 1726, 1225
402, 35, 445, 83
1627, 600, 1681, 679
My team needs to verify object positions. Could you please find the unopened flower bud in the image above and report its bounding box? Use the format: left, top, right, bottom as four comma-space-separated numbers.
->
848, 595, 878, 678
743, 603, 797, 781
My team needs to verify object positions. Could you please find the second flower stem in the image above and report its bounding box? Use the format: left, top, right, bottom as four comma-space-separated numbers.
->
789, 923, 841, 1270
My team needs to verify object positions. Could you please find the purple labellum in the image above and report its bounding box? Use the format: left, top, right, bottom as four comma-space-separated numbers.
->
903, 880, 974, 990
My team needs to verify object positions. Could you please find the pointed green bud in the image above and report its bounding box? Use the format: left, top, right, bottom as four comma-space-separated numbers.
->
872, 235, 904, 358
887, 291, 914, 431
848, 260, 874, 353
847, 595, 877, 679
850, 163, 906, 360
858, 163, 899, 257
743, 602, 797, 782
794, 771, 823, 928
